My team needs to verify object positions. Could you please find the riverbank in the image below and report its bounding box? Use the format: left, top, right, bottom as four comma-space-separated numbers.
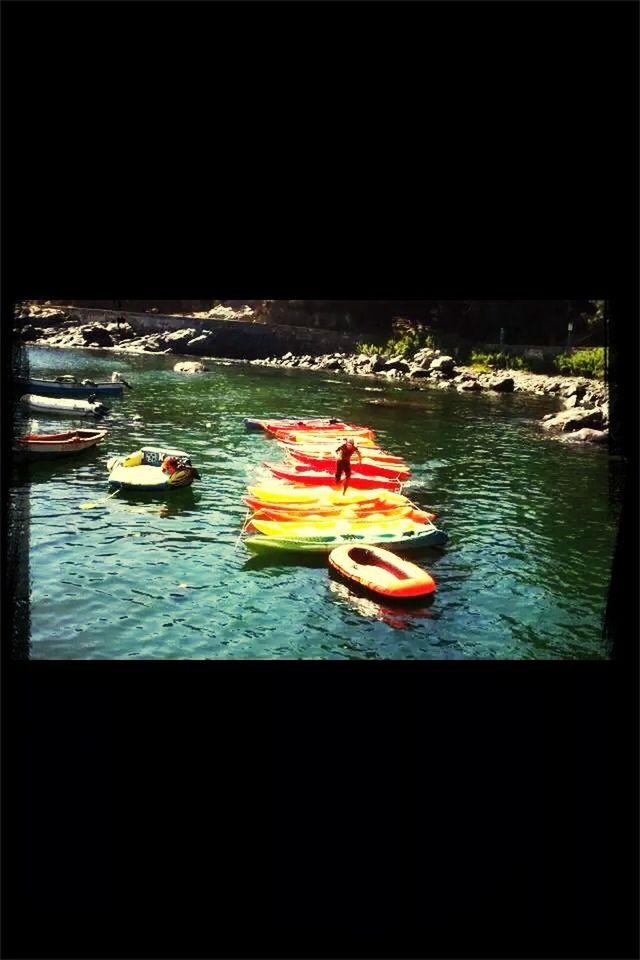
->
14, 305, 608, 444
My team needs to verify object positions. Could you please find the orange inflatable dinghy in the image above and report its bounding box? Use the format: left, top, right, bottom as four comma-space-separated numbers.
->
328, 544, 436, 599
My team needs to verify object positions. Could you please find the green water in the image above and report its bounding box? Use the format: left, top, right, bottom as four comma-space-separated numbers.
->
11, 346, 620, 659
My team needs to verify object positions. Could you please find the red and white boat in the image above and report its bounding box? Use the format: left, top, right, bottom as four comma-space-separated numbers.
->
15, 428, 108, 457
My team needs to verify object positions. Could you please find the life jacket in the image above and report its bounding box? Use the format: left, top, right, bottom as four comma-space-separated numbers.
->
161, 456, 179, 475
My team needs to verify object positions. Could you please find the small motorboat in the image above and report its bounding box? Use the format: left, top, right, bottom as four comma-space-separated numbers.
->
21, 394, 109, 416
16, 373, 130, 398
107, 446, 201, 491
14, 428, 108, 458
329, 544, 437, 599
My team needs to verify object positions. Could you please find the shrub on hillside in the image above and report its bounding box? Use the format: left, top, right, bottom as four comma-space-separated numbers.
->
554, 347, 605, 379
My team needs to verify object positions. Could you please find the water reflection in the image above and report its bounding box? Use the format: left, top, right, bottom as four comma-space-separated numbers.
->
327, 573, 436, 630
109, 486, 200, 518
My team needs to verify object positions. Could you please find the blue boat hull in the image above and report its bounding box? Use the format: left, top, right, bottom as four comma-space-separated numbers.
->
18, 378, 124, 398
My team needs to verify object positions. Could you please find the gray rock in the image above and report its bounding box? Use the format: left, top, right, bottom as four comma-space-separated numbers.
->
383, 356, 411, 373
408, 366, 431, 379
81, 325, 113, 347
174, 360, 208, 374
559, 428, 609, 444
487, 376, 514, 393
429, 355, 455, 375
541, 407, 606, 434
458, 379, 483, 391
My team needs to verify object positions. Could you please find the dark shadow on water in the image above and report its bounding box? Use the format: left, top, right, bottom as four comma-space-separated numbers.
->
11, 444, 107, 485
243, 551, 329, 573
111, 486, 200, 518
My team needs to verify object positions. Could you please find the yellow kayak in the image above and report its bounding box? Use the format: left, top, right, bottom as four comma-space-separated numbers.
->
246, 485, 409, 506
281, 429, 375, 443
251, 517, 429, 537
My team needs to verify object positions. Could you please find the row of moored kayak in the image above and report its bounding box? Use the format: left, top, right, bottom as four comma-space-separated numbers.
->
240, 418, 447, 598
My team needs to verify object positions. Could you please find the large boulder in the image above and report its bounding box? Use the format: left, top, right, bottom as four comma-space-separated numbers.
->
382, 356, 411, 374
185, 332, 218, 353
429, 355, 456, 376
540, 407, 606, 434
487, 376, 514, 393
174, 360, 208, 374
408, 366, 431, 379
559, 428, 609, 444
412, 347, 438, 366
81, 324, 113, 347
162, 328, 197, 351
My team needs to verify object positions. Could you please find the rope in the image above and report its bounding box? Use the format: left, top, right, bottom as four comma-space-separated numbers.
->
233, 509, 252, 552
80, 487, 121, 510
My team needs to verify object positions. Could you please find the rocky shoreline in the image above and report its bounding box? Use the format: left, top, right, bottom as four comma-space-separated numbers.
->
14, 304, 609, 444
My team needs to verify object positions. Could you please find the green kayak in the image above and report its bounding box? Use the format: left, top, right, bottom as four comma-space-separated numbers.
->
244, 527, 448, 553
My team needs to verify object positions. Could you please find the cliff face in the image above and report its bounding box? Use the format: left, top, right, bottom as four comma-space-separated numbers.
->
39, 300, 603, 346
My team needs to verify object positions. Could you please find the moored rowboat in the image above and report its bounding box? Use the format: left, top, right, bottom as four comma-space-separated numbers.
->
14, 428, 108, 457
16, 375, 126, 398
329, 544, 437, 599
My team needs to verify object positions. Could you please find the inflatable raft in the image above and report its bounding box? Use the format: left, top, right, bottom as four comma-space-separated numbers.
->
21, 394, 109, 417
107, 446, 201, 491
329, 544, 437, 599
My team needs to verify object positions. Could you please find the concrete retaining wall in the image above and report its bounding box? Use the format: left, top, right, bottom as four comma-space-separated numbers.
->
64, 307, 368, 359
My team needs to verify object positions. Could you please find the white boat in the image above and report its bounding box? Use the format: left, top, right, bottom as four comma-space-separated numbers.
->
20, 394, 109, 417
107, 446, 201, 491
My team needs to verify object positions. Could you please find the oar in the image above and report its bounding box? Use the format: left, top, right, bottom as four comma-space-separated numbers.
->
80, 487, 121, 510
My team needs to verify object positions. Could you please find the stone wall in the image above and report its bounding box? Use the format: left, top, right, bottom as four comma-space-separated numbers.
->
60, 307, 369, 359
50, 299, 215, 315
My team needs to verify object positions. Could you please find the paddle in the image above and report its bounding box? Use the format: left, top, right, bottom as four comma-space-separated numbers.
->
80, 488, 121, 510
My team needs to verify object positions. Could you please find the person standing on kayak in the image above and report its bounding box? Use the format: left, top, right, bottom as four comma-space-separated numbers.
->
335, 438, 362, 493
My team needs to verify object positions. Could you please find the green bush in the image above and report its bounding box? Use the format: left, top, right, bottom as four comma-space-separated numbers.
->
468, 350, 555, 374
355, 342, 382, 356
356, 330, 435, 358
554, 347, 605, 379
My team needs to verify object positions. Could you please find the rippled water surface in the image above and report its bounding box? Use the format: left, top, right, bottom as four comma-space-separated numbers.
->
11, 347, 620, 659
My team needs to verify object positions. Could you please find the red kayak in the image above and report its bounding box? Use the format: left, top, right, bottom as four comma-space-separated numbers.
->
264, 421, 360, 436
286, 449, 410, 480
279, 440, 406, 464
264, 463, 404, 491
